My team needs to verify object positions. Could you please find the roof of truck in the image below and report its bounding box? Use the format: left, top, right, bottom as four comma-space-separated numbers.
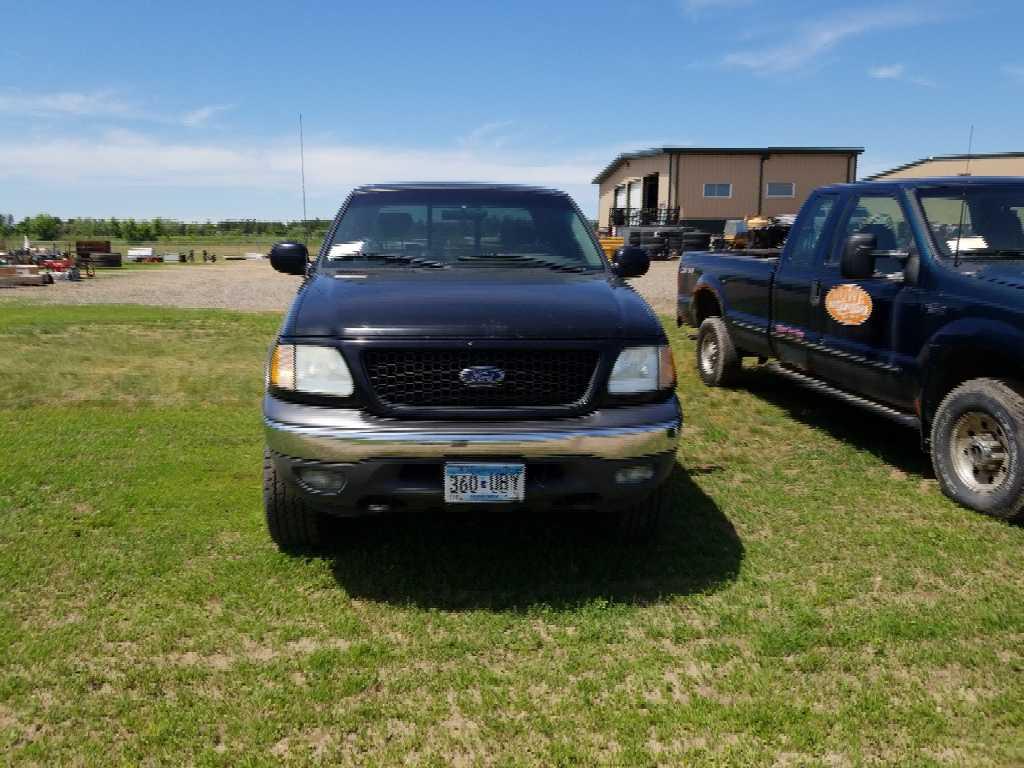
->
819, 176, 1024, 192
350, 182, 571, 196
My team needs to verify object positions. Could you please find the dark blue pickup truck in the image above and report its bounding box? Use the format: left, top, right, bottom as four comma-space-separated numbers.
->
678, 177, 1024, 520
262, 184, 681, 551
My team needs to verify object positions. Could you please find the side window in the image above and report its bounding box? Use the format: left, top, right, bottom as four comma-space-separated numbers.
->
786, 194, 837, 269
832, 194, 913, 274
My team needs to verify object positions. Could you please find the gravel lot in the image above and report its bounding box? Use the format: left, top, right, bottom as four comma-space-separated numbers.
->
0, 259, 680, 316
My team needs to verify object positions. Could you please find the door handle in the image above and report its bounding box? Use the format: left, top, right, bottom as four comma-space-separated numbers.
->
809, 280, 822, 306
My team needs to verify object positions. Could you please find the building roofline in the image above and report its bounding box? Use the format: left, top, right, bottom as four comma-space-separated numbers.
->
866, 152, 1024, 180
592, 146, 865, 185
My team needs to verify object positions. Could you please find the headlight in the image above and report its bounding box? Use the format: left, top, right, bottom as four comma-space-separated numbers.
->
269, 344, 354, 396
608, 345, 676, 394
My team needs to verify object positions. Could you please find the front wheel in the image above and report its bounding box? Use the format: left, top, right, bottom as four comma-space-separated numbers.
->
263, 449, 326, 551
696, 316, 741, 387
930, 378, 1024, 521
611, 484, 667, 541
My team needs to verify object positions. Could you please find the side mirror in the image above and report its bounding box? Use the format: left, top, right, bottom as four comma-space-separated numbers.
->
840, 233, 876, 279
612, 246, 650, 278
269, 241, 309, 275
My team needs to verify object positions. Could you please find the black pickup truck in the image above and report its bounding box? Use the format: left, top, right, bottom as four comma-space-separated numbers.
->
263, 183, 681, 550
679, 177, 1024, 520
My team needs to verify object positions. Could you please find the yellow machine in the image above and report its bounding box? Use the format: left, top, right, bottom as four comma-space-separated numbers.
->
598, 236, 624, 260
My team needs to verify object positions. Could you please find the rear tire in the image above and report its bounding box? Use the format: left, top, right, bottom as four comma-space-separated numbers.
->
263, 449, 325, 551
613, 484, 666, 541
696, 316, 741, 387
930, 378, 1024, 521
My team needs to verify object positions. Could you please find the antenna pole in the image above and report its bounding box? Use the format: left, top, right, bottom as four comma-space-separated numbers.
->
299, 113, 308, 245
953, 124, 974, 267
964, 124, 974, 175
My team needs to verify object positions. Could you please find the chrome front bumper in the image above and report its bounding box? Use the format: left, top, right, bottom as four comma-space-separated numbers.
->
263, 395, 681, 463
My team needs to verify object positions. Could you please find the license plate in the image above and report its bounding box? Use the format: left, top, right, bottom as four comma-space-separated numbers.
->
443, 463, 525, 503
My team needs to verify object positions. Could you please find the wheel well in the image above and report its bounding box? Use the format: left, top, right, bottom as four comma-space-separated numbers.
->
693, 289, 723, 325
923, 350, 1023, 428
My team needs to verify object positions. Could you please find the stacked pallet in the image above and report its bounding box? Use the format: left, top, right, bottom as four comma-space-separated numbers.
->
0, 265, 54, 288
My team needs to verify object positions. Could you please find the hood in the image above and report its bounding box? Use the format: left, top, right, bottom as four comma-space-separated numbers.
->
962, 260, 1024, 291
283, 269, 663, 340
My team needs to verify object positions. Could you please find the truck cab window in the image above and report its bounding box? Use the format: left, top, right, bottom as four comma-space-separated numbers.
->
786, 195, 836, 269
919, 186, 1024, 258
834, 195, 912, 274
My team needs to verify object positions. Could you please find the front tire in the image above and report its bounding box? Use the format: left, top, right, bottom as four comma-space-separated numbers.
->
930, 378, 1024, 521
612, 484, 667, 541
696, 316, 741, 387
263, 449, 326, 551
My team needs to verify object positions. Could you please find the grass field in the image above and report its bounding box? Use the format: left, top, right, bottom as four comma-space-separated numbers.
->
1, 305, 1022, 766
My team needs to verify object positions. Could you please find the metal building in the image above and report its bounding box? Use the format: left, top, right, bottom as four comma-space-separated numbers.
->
593, 146, 863, 232
868, 152, 1024, 181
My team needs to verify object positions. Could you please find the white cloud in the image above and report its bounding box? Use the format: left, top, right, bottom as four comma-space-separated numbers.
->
0, 88, 233, 127
181, 104, 232, 127
457, 121, 518, 150
1004, 64, 1024, 82
869, 63, 905, 79
0, 89, 141, 118
868, 63, 936, 87
721, 7, 929, 75
0, 132, 600, 198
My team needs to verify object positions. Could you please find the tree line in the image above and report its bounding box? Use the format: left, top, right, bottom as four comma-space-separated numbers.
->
0, 213, 332, 243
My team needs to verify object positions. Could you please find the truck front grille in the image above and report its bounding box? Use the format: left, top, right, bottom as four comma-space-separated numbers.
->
362, 348, 599, 409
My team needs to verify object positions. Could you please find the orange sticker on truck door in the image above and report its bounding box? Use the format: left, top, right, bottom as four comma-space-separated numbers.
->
825, 284, 873, 326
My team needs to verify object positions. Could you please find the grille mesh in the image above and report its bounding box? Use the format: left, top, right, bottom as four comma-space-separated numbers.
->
363, 349, 598, 408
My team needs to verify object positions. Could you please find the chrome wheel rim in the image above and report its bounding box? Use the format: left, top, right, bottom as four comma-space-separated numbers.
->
951, 410, 1010, 493
700, 334, 719, 376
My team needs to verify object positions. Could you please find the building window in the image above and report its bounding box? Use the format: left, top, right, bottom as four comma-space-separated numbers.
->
766, 181, 795, 198
703, 183, 732, 198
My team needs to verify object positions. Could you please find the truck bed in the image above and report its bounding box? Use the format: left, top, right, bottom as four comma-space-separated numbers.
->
677, 249, 779, 358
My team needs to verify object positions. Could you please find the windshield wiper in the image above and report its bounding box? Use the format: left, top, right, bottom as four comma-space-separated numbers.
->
955, 249, 1024, 260
457, 253, 591, 273
330, 252, 446, 269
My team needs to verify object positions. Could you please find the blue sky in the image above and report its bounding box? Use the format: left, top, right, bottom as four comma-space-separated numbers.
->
1, 0, 1021, 220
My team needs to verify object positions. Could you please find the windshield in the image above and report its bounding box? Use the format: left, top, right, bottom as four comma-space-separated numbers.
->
323, 189, 604, 271
918, 184, 1024, 259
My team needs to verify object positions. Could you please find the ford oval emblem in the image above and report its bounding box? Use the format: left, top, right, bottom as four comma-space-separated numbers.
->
459, 365, 506, 387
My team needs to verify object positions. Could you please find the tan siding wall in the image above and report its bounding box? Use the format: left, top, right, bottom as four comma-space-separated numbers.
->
597, 153, 670, 228
676, 155, 761, 219
875, 156, 1024, 179
597, 186, 615, 229
760, 155, 852, 216
598, 151, 857, 226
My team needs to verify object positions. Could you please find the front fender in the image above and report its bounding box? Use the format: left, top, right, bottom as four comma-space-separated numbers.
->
918, 316, 1024, 433
920, 316, 1024, 370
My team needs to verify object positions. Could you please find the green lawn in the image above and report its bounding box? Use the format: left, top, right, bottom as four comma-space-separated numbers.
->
1, 305, 1021, 766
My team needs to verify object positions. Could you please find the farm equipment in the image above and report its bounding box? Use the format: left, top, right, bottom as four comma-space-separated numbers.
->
713, 215, 796, 251
618, 226, 713, 260
0, 264, 54, 288
38, 253, 74, 272
598, 235, 624, 261
76, 240, 122, 268
127, 246, 165, 263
